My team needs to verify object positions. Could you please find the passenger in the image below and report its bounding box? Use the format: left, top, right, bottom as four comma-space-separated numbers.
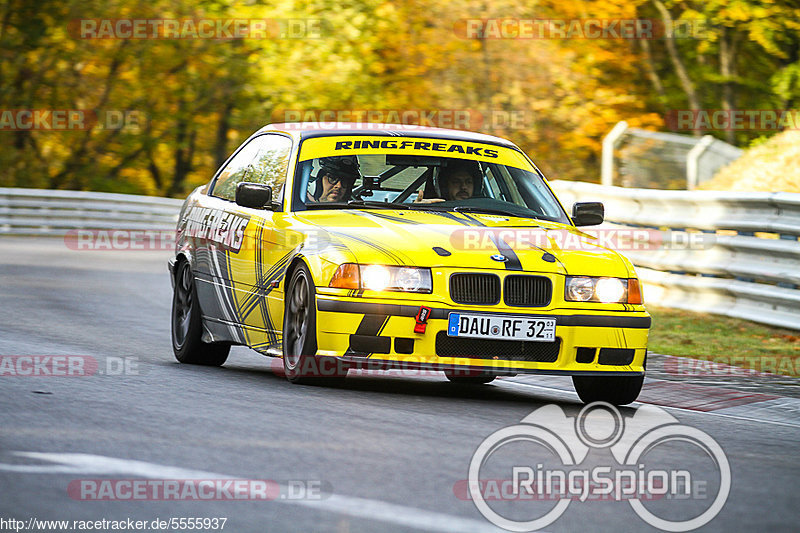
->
416, 159, 481, 203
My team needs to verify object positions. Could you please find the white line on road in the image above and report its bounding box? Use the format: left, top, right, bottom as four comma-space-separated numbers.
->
0, 452, 502, 533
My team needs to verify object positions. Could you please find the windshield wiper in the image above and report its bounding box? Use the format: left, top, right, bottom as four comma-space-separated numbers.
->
348, 200, 410, 209
306, 200, 410, 210
452, 205, 524, 217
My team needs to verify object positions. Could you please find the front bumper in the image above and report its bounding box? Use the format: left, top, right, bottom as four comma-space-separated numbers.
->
314, 296, 649, 376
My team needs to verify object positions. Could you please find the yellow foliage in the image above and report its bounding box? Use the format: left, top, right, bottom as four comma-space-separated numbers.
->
700, 131, 800, 192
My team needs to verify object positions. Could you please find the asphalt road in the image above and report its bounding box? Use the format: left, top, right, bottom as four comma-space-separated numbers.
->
1, 237, 798, 532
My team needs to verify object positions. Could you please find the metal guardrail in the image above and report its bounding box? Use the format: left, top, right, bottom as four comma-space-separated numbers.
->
3, 185, 798, 330
0, 187, 182, 236
550, 180, 800, 330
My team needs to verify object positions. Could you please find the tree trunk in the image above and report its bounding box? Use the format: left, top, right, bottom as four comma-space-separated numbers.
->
651, 0, 702, 136
214, 102, 233, 171
638, 38, 667, 104
720, 27, 736, 144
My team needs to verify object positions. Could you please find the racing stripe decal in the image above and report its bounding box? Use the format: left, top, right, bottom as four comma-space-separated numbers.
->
330, 231, 412, 265
454, 212, 487, 227
424, 211, 475, 226
344, 314, 390, 356
488, 232, 523, 270
209, 248, 247, 344
355, 315, 390, 336
351, 210, 424, 226
237, 248, 295, 347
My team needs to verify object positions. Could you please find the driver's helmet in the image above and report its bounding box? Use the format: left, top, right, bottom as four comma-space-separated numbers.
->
434, 159, 483, 199
311, 155, 360, 200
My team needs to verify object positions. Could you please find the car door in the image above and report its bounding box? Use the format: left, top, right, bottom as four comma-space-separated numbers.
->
206, 133, 294, 352
190, 136, 262, 345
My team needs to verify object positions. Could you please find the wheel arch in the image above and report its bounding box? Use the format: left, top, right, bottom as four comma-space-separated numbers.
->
170, 250, 194, 285
283, 253, 326, 291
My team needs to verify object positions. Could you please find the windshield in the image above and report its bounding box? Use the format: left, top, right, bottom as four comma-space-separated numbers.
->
292, 136, 570, 223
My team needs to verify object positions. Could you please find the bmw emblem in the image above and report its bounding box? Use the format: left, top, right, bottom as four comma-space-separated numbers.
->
491, 254, 507, 262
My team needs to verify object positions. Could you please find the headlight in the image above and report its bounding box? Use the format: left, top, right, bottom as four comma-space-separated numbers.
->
565, 276, 595, 302
329, 264, 432, 293
565, 276, 643, 304
595, 278, 626, 303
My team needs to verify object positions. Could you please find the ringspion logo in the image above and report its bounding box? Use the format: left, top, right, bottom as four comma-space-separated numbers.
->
463, 402, 730, 531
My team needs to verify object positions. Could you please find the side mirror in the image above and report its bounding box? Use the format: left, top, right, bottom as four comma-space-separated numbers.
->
572, 202, 604, 226
235, 182, 273, 210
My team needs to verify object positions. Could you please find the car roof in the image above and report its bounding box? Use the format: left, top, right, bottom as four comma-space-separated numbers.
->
257, 122, 520, 149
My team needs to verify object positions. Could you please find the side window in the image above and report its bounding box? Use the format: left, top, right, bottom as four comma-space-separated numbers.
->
211, 139, 261, 201
248, 134, 293, 203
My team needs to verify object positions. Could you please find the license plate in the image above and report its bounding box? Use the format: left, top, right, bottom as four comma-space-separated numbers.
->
447, 313, 556, 342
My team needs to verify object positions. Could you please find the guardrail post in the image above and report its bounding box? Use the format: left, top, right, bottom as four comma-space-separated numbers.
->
601, 121, 628, 186
686, 135, 715, 190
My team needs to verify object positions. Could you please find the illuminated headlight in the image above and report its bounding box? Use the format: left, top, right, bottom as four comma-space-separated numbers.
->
362, 265, 391, 291
565, 276, 642, 304
330, 264, 432, 293
595, 278, 626, 303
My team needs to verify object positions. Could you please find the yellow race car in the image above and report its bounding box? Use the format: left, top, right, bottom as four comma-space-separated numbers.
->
169, 123, 650, 405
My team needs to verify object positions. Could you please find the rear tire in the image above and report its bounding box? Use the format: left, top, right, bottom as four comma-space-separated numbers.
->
572, 374, 643, 406
171, 260, 229, 366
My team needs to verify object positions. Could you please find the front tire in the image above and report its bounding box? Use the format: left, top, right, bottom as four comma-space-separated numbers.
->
572, 374, 644, 406
171, 260, 229, 366
282, 264, 346, 384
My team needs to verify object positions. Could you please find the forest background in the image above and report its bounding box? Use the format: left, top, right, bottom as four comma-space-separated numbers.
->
1, 0, 798, 196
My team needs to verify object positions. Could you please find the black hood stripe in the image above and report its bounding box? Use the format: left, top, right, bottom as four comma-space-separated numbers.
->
488, 232, 523, 271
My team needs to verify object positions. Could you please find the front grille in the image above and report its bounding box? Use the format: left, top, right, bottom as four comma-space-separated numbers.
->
436, 332, 560, 362
504, 275, 552, 307
450, 273, 500, 305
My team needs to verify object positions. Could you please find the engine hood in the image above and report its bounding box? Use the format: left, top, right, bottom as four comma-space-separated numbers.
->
292, 209, 632, 277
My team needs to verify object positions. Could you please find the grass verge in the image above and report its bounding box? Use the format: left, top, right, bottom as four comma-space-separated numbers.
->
647, 306, 800, 376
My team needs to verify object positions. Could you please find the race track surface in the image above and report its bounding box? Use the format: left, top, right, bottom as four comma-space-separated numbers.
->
1, 238, 798, 532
